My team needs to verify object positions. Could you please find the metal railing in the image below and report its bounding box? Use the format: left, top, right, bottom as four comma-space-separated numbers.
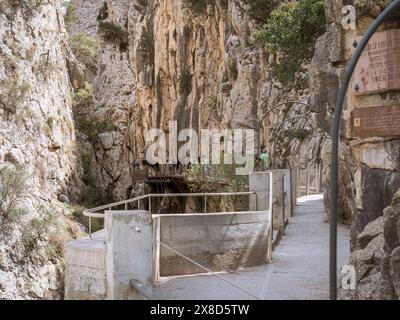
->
82, 175, 274, 300
129, 229, 266, 300
156, 240, 262, 300
295, 163, 323, 197
84, 191, 258, 238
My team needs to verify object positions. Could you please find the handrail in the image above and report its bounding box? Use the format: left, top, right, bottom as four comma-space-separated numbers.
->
83, 192, 256, 217
84, 191, 258, 238
152, 210, 268, 219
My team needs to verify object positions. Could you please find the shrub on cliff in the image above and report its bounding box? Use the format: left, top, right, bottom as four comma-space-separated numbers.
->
0, 79, 30, 116
72, 82, 118, 141
69, 32, 99, 73
0, 164, 28, 226
63, 1, 77, 33
21, 205, 70, 261
72, 81, 93, 109
186, 164, 249, 212
255, 0, 325, 90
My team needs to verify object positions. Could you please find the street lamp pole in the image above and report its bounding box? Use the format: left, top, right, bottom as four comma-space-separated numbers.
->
330, 0, 400, 300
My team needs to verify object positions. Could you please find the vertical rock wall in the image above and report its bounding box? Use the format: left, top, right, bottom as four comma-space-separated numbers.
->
312, 0, 400, 299
0, 0, 80, 299
72, 0, 325, 201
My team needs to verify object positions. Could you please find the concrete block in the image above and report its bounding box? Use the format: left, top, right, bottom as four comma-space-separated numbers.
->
64, 231, 106, 300
249, 172, 271, 211
268, 169, 292, 220
105, 210, 153, 300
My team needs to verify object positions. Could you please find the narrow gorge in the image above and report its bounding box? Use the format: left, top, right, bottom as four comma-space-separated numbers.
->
0, 0, 399, 300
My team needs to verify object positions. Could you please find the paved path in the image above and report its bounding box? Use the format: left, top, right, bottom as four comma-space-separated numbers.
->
156, 195, 350, 300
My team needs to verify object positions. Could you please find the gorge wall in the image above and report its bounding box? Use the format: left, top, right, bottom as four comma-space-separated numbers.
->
0, 1, 82, 299
75, 0, 400, 300
312, 0, 400, 299
1, 0, 399, 299
72, 0, 324, 201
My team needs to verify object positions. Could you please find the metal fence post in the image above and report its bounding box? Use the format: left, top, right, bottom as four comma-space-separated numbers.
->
149, 196, 152, 213
89, 216, 92, 239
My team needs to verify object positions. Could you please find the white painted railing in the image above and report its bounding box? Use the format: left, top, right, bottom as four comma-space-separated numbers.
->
295, 163, 323, 197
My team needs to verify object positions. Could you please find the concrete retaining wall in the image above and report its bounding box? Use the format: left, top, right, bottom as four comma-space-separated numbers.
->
159, 212, 270, 277
268, 169, 292, 223
65, 171, 276, 298
64, 231, 107, 300
249, 172, 271, 211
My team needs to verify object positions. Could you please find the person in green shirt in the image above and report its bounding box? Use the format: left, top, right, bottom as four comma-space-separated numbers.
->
259, 149, 270, 171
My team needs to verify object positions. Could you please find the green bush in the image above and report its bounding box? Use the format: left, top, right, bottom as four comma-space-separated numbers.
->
63, 1, 77, 33
75, 154, 110, 233
69, 32, 99, 73
72, 82, 118, 141
21, 205, 69, 260
0, 164, 28, 224
0, 79, 30, 115
76, 153, 112, 232
3, 54, 20, 74
72, 81, 94, 109
186, 164, 249, 212
255, 0, 325, 90
36, 54, 57, 79
76, 117, 118, 142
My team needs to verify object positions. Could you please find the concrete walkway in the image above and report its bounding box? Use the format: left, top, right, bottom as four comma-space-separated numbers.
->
155, 194, 350, 300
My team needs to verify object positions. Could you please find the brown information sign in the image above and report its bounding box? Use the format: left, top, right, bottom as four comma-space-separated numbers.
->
354, 29, 400, 94
352, 105, 400, 138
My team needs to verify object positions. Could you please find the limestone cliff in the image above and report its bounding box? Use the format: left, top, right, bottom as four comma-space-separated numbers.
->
312, 0, 400, 299
4, 0, 400, 300
71, 0, 324, 201
0, 0, 81, 299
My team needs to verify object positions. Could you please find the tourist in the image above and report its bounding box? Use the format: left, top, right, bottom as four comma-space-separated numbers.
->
259, 149, 271, 171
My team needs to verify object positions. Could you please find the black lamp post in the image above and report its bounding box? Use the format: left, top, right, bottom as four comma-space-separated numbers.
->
330, 0, 400, 300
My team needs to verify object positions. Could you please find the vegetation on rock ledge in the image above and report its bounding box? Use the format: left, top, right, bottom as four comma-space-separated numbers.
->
255, 0, 325, 90
69, 32, 99, 73
63, 1, 77, 33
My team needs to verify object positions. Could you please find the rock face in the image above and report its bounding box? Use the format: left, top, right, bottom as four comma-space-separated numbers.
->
71, 0, 325, 201
347, 190, 400, 299
312, 0, 400, 298
3, 0, 399, 300
0, 1, 81, 298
